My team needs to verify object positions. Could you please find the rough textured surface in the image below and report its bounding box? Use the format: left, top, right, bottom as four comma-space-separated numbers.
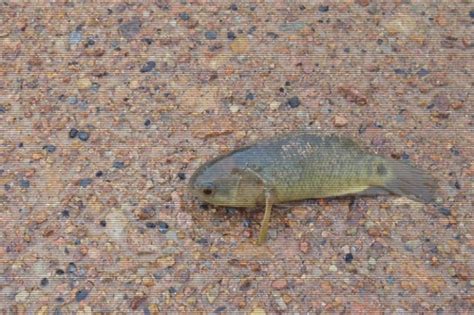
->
0, 1, 473, 313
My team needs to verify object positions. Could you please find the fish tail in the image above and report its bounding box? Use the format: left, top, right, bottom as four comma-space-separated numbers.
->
381, 160, 438, 202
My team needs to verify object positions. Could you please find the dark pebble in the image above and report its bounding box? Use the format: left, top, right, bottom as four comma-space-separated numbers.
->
142, 38, 154, 45
199, 203, 209, 210
319, 5, 329, 12
43, 144, 57, 153
0, 106, 5, 113
287, 96, 301, 108
168, 287, 177, 294
450, 146, 460, 156
344, 253, 354, 263
243, 219, 251, 228
470, 10, 474, 19
75, 289, 89, 302
77, 131, 90, 141
229, 4, 238, 11
386, 276, 395, 285
227, 31, 236, 40
205, 31, 218, 40
146, 222, 157, 229
67, 96, 78, 105
118, 18, 142, 39
113, 161, 126, 169
90, 82, 100, 92
177, 172, 186, 180
179, 12, 190, 21
248, 26, 257, 34
454, 181, 461, 189
144, 119, 151, 127
18, 142, 23, 148
196, 238, 209, 245
140, 61, 156, 73
343, 47, 350, 53
214, 306, 227, 314
79, 178, 92, 188
266, 32, 279, 39
95, 171, 103, 177
99, 220, 107, 227
417, 68, 430, 77
19, 179, 30, 188
86, 38, 95, 46
246, 92, 256, 100
61, 209, 70, 218
67, 262, 77, 274
158, 221, 169, 234
394, 68, 408, 75
40, 277, 49, 286
438, 207, 451, 216
55, 269, 65, 275
69, 128, 79, 138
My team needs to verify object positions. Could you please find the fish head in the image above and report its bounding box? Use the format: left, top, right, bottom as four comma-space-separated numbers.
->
188, 156, 264, 208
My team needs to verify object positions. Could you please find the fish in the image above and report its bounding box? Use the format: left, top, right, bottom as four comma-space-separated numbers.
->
188, 132, 438, 244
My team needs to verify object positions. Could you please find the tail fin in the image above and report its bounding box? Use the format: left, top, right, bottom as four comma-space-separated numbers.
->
383, 160, 438, 203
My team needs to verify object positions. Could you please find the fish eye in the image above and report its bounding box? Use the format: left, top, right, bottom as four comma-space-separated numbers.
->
201, 182, 215, 196
203, 188, 213, 195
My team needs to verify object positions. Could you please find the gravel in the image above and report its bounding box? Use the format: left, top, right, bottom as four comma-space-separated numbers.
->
1, 2, 471, 313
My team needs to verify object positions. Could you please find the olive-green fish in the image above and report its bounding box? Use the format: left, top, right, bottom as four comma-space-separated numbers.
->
189, 133, 437, 244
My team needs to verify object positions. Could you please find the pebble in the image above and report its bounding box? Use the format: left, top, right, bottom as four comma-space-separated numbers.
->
287, 96, 301, 108
344, 253, 354, 263
177, 172, 186, 180
77, 77, 92, 90
79, 178, 92, 188
470, 10, 474, 19
250, 308, 266, 315
119, 18, 142, 39
229, 105, 240, 113
75, 289, 89, 302
67, 96, 78, 105
95, 171, 103, 177
227, 31, 236, 40
229, 3, 238, 11
69, 30, 82, 45
77, 131, 90, 141
269, 101, 280, 111
140, 61, 156, 73
19, 179, 30, 188
69, 128, 79, 138
137, 206, 156, 220
66, 262, 77, 274
113, 161, 126, 169
205, 31, 218, 40
179, 12, 190, 21
15, 290, 29, 302
319, 5, 329, 12
158, 221, 169, 234
438, 207, 451, 216
42, 144, 56, 153
271, 279, 288, 290
146, 222, 156, 229
230, 37, 249, 54
417, 68, 430, 77
333, 115, 348, 127
329, 265, 338, 272
40, 277, 49, 286
299, 241, 310, 254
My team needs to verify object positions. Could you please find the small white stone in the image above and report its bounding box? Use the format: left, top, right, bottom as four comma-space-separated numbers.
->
269, 101, 280, 111
229, 105, 240, 113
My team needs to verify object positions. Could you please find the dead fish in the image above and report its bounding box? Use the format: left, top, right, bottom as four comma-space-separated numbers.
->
189, 133, 438, 244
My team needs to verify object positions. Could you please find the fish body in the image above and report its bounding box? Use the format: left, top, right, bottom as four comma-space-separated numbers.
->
189, 133, 437, 243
